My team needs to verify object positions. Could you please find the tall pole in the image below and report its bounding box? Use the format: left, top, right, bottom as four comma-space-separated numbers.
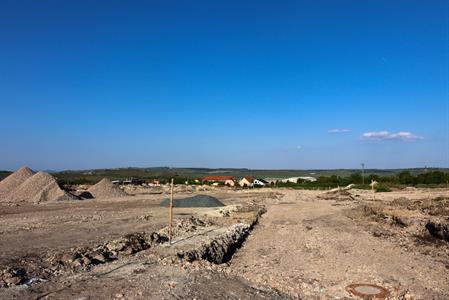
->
168, 178, 174, 245
361, 163, 365, 185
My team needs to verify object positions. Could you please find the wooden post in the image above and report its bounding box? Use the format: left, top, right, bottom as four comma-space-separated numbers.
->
168, 178, 174, 245
338, 185, 341, 201
371, 180, 375, 201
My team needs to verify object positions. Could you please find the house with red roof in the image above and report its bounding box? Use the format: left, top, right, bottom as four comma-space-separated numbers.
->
202, 176, 236, 187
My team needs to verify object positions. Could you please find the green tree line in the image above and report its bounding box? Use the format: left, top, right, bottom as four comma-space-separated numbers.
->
276, 171, 449, 189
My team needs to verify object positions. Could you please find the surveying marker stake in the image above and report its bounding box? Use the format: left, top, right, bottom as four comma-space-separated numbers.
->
168, 178, 174, 245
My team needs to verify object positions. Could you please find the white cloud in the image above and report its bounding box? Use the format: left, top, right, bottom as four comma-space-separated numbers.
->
362, 131, 423, 141
296, 145, 302, 150
328, 128, 350, 134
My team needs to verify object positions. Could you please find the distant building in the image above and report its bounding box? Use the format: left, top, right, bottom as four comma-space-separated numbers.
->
202, 176, 236, 187
123, 178, 143, 185
239, 176, 255, 187
253, 178, 269, 187
280, 176, 317, 183
111, 178, 143, 185
299, 176, 317, 182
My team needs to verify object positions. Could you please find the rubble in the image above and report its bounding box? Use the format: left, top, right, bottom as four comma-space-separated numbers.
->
160, 195, 225, 208
1, 267, 27, 286
177, 223, 252, 264
88, 178, 128, 199
0, 168, 78, 203
0, 166, 34, 200
426, 219, 449, 242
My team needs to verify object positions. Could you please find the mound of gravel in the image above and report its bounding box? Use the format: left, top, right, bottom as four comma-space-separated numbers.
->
88, 178, 128, 199
10, 171, 78, 203
160, 195, 225, 208
0, 166, 35, 200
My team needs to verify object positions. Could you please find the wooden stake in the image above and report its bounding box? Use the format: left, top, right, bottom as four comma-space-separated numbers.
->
338, 185, 341, 201
371, 180, 375, 201
168, 178, 174, 245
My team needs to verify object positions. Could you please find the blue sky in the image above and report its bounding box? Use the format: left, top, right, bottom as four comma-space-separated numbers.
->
1, 0, 448, 171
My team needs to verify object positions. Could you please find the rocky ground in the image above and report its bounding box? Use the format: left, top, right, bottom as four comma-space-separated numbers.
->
0, 187, 448, 299
230, 189, 449, 299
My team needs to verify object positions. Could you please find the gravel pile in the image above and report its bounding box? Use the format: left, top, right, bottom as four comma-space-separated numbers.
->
11, 171, 78, 203
160, 195, 225, 208
88, 178, 128, 199
0, 167, 35, 200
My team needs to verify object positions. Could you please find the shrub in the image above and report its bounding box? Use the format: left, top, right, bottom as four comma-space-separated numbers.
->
375, 185, 391, 193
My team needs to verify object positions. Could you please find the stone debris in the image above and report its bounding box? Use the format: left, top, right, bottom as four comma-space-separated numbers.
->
88, 178, 128, 199
160, 195, 225, 208
0, 231, 169, 287
0, 166, 34, 200
319, 189, 355, 201
61, 232, 167, 269
158, 216, 215, 237
0, 267, 27, 287
426, 219, 449, 242
12, 172, 78, 203
0, 168, 78, 204
177, 223, 251, 264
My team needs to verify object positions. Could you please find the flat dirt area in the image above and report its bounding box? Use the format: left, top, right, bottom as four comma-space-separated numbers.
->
1, 187, 448, 299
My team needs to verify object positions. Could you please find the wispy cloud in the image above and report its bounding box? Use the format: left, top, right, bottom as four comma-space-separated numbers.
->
296, 145, 302, 150
328, 128, 350, 134
362, 131, 423, 141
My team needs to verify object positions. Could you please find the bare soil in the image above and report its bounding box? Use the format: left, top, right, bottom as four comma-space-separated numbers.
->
0, 188, 448, 299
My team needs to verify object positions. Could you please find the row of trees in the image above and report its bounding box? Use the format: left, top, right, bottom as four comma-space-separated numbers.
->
58, 171, 449, 188
286, 171, 449, 188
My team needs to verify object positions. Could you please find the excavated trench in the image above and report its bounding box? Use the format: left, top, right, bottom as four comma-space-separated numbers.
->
0, 231, 167, 287
0, 205, 266, 288
176, 206, 266, 264
177, 223, 252, 264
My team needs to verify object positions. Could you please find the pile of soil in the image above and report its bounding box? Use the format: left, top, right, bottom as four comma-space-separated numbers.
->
0, 167, 78, 204
11, 172, 78, 203
319, 189, 354, 201
160, 195, 225, 208
0, 167, 34, 200
88, 178, 127, 199
158, 216, 215, 237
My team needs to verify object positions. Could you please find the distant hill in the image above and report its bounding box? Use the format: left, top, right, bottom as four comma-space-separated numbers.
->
42, 167, 449, 184
1, 167, 448, 184
0, 171, 12, 181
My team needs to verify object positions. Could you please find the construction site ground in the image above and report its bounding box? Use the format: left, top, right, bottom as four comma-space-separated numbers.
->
1, 188, 448, 299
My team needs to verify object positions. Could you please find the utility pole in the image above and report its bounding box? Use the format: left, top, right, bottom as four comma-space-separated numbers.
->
361, 163, 365, 185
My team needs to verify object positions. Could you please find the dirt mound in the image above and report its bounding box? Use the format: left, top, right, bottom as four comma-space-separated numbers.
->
426, 219, 449, 243
160, 195, 225, 208
10, 172, 78, 203
88, 178, 127, 199
0, 167, 35, 200
319, 189, 354, 201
